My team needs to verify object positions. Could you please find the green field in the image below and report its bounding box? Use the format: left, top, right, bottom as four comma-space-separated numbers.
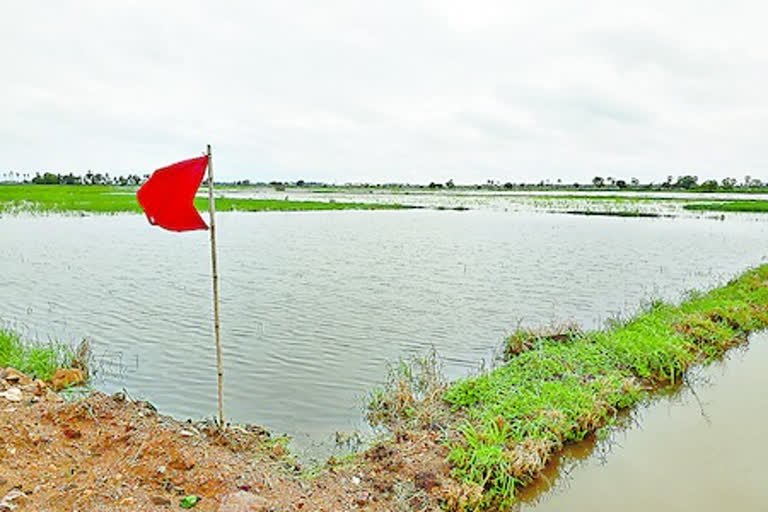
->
0, 185, 409, 214
683, 200, 768, 213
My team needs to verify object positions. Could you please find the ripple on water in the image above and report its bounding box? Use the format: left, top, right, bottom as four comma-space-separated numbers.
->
1, 210, 768, 450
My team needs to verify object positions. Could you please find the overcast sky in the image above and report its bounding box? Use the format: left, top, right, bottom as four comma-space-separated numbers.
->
2, 1, 767, 184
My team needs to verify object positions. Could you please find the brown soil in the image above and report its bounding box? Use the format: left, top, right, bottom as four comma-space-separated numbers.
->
0, 368, 453, 511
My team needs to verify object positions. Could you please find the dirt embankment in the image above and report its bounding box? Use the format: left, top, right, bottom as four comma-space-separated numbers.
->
0, 367, 454, 511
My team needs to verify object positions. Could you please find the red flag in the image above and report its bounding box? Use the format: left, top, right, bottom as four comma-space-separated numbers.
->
137, 156, 209, 232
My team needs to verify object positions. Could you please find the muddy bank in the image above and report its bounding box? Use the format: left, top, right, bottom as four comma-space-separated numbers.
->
0, 373, 451, 511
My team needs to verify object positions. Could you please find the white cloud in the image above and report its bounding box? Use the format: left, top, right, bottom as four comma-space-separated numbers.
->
2, 0, 767, 183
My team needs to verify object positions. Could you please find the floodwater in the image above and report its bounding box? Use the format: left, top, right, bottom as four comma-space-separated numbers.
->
1, 209, 768, 452
221, 187, 768, 216
519, 332, 768, 511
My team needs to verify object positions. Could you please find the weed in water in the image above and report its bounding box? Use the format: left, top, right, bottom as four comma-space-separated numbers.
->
366, 347, 450, 434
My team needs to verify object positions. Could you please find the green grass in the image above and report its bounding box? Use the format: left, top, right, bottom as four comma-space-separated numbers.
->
0, 327, 74, 381
562, 210, 663, 218
684, 200, 768, 213
521, 194, 690, 202
0, 185, 409, 214
441, 265, 768, 509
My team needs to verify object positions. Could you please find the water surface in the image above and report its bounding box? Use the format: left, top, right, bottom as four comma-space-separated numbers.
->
1, 210, 767, 449
519, 332, 768, 511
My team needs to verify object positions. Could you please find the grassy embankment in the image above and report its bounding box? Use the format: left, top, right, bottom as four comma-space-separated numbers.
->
371, 264, 768, 509
0, 328, 74, 381
684, 200, 768, 213
0, 185, 409, 214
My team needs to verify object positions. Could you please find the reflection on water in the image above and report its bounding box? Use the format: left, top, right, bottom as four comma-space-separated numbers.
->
518, 333, 768, 511
1, 210, 768, 451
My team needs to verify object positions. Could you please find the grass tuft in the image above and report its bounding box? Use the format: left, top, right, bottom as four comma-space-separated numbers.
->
0, 327, 76, 381
366, 348, 450, 433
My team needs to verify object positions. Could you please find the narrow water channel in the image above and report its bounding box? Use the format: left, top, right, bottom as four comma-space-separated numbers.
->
518, 332, 768, 511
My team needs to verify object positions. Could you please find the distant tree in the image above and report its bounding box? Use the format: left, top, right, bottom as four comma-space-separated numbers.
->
699, 179, 719, 192
428, 182, 443, 189
721, 177, 737, 189
744, 175, 752, 187
296, 179, 305, 187
446, 179, 455, 189
43, 172, 58, 184
61, 172, 80, 185
503, 182, 514, 189
592, 176, 605, 187
615, 179, 628, 189
630, 177, 640, 186
674, 175, 699, 189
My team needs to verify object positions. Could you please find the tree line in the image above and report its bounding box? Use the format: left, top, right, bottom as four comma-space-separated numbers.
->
0, 171, 148, 186
1, 171, 765, 190
589, 174, 762, 190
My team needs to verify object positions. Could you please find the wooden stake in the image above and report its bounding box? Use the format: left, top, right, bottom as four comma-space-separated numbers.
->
207, 144, 225, 428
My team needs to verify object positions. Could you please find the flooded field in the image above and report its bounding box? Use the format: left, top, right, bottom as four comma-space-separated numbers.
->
221, 187, 768, 217
2, 208, 768, 451
518, 332, 768, 511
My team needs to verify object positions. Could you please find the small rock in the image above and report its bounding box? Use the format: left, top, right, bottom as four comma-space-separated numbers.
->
156, 465, 166, 474
414, 471, 439, 492
29, 380, 47, 396
353, 491, 370, 506
169, 455, 196, 471
51, 369, 85, 391
218, 491, 268, 512
351, 476, 361, 485
0, 476, 6, 486
2, 368, 30, 385
0, 488, 25, 510
0, 388, 22, 402
151, 496, 172, 506
180, 430, 195, 437
63, 428, 82, 440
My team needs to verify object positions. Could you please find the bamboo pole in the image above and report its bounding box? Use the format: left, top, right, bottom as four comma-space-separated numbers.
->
207, 144, 225, 428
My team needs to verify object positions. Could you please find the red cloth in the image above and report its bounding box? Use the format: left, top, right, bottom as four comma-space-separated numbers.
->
137, 156, 209, 232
